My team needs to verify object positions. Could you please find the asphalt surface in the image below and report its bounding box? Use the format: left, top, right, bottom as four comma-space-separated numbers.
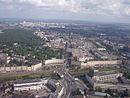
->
54, 68, 88, 98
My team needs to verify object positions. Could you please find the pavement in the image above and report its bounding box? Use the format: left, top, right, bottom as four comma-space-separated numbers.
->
53, 68, 88, 98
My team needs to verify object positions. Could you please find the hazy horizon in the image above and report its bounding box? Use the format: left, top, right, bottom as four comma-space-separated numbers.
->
0, 0, 130, 23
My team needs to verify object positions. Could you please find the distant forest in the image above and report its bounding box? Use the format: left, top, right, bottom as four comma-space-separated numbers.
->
0, 28, 42, 45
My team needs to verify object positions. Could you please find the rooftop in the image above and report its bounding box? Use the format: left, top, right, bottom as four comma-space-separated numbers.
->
94, 70, 122, 76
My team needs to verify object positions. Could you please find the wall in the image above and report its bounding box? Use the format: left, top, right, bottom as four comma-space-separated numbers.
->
0, 63, 42, 72
81, 60, 122, 68
31, 63, 42, 71
93, 73, 123, 82
45, 59, 65, 65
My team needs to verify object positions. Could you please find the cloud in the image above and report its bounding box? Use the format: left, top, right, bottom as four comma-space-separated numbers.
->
19, 0, 46, 6
6, 5, 14, 10
124, 8, 130, 16
0, 0, 12, 2
0, 0, 130, 16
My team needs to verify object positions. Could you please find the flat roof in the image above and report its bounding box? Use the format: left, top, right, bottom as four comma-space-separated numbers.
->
94, 71, 122, 76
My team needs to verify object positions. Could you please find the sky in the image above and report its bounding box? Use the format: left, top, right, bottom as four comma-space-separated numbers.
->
0, 0, 130, 23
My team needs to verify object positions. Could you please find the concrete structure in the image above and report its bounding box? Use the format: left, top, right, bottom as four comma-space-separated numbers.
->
0, 66, 28, 72
14, 79, 48, 91
95, 83, 130, 92
0, 81, 13, 95
45, 58, 65, 65
81, 60, 122, 68
0, 53, 10, 63
0, 63, 42, 73
12, 55, 26, 62
0, 60, 121, 73
78, 56, 94, 62
67, 48, 84, 57
31, 63, 42, 71
92, 71, 123, 83
55, 68, 88, 98
97, 48, 106, 51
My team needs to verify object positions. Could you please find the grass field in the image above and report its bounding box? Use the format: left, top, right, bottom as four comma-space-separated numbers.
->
0, 68, 89, 81
0, 71, 55, 81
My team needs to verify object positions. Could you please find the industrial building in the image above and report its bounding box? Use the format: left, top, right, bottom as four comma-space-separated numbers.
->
92, 71, 123, 83
14, 79, 48, 91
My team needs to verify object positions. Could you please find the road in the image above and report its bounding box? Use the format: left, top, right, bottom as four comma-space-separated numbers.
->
54, 68, 88, 98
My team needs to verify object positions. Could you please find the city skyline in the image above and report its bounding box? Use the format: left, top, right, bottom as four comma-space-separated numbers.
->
0, 0, 130, 23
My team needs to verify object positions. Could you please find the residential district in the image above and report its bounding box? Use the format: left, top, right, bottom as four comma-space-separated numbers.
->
0, 21, 130, 98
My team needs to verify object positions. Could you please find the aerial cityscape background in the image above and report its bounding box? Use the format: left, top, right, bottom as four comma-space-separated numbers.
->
0, 0, 130, 98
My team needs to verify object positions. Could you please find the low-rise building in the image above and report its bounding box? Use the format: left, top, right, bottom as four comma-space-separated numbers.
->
81, 60, 122, 68
45, 58, 65, 65
0, 62, 42, 72
0, 53, 10, 64
12, 54, 26, 62
14, 79, 48, 91
0, 81, 14, 95
92, 71, 123, 83
31, 62, 42, 71
95, 83, 130, 92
